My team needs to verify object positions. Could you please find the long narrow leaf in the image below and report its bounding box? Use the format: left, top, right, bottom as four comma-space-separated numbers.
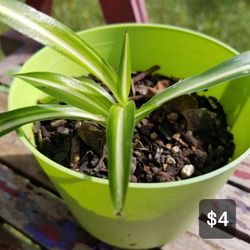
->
0, 0, 118, 99
16, 72, 114, 116
136, 51, 250, 122
76, 75, 115, 104
0, 105, 106, 137
117, 31, 131, 105
107, 101, 135, 215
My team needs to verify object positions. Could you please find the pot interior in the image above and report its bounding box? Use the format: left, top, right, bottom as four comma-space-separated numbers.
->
9, 24, 250, 164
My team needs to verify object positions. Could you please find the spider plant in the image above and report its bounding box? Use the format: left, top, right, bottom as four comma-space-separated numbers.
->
1, 0, 250, 215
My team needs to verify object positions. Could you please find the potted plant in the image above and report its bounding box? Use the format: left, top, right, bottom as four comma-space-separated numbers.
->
1, 0, 250, 248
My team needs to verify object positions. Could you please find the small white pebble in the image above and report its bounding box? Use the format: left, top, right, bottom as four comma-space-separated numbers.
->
134, 151, 141, 157
167, 112, 178, 122
173, 132, 181, 139
131, 157, 137, 174
57, 126, 70, 135
171, 146, 180, 154
186, 130, 193, 136
141, 119, 148, 126
166, 155, 176, 165
150, 132, 158, 140
51, 119, 67, 128
163, 164, 168, 171
181, 164, 195, 179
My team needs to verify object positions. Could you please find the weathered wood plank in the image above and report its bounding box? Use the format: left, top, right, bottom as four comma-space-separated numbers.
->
0, 163, 93, 250
216, 183, 250, 238
0, 92, 7, 111
0, 92, 53, 191
0, 163, 249, 250
0, 31, 25, 56
0, 224, 41, 250
231, 156, 250, 190
0, 53, 31, 85
163, 221, 250, 250
0, 0, 51, 56
0, 131, 54, 191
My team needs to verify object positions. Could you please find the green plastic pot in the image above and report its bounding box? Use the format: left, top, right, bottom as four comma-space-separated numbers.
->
9, 24, 250, 249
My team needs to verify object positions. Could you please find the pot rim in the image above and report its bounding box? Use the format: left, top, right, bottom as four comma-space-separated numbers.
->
9, 23, 250, 189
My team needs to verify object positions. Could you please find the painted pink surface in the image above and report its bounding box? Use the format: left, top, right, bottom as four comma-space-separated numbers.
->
0, 180, 18, 196
26, 0, 53, 14
99, 0, 148, 23
234, 170, 250, 179
25, 0, 148, 23
233, 158, 250, 180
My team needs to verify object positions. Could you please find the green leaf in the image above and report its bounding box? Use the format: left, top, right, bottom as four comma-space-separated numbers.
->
0, 105, 106, 137
117, 31, 131, 105
16, 72, 114, 116
0, 0, 118, 98
136, 51, 250, 122
76, 75, 115, 104
107, 101, 135, 215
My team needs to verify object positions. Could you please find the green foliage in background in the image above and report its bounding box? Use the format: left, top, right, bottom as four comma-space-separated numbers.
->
146, 0, 250, 51
53, 0, 250, 52
1, 0, 250, 53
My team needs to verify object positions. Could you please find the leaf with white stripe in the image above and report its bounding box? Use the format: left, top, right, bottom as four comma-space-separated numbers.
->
107, 101, 135, 215
136, 51, 250, 122
117, 31, 131, 105
16, 72, 114, 116
0, 0, 118, 98
0, 105, 106, 137
76, 75, 115, 105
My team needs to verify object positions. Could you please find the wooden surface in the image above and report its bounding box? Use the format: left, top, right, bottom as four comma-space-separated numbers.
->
0, 52, 250, 249
1, 2, 248, 249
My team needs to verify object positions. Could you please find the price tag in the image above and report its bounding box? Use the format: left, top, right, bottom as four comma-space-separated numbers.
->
199, 199, 236, 239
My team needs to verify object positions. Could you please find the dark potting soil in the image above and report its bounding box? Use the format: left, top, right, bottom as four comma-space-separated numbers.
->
34, 66, 235, 183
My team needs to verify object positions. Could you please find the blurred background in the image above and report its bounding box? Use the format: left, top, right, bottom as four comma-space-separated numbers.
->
1, 0, 250, 55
